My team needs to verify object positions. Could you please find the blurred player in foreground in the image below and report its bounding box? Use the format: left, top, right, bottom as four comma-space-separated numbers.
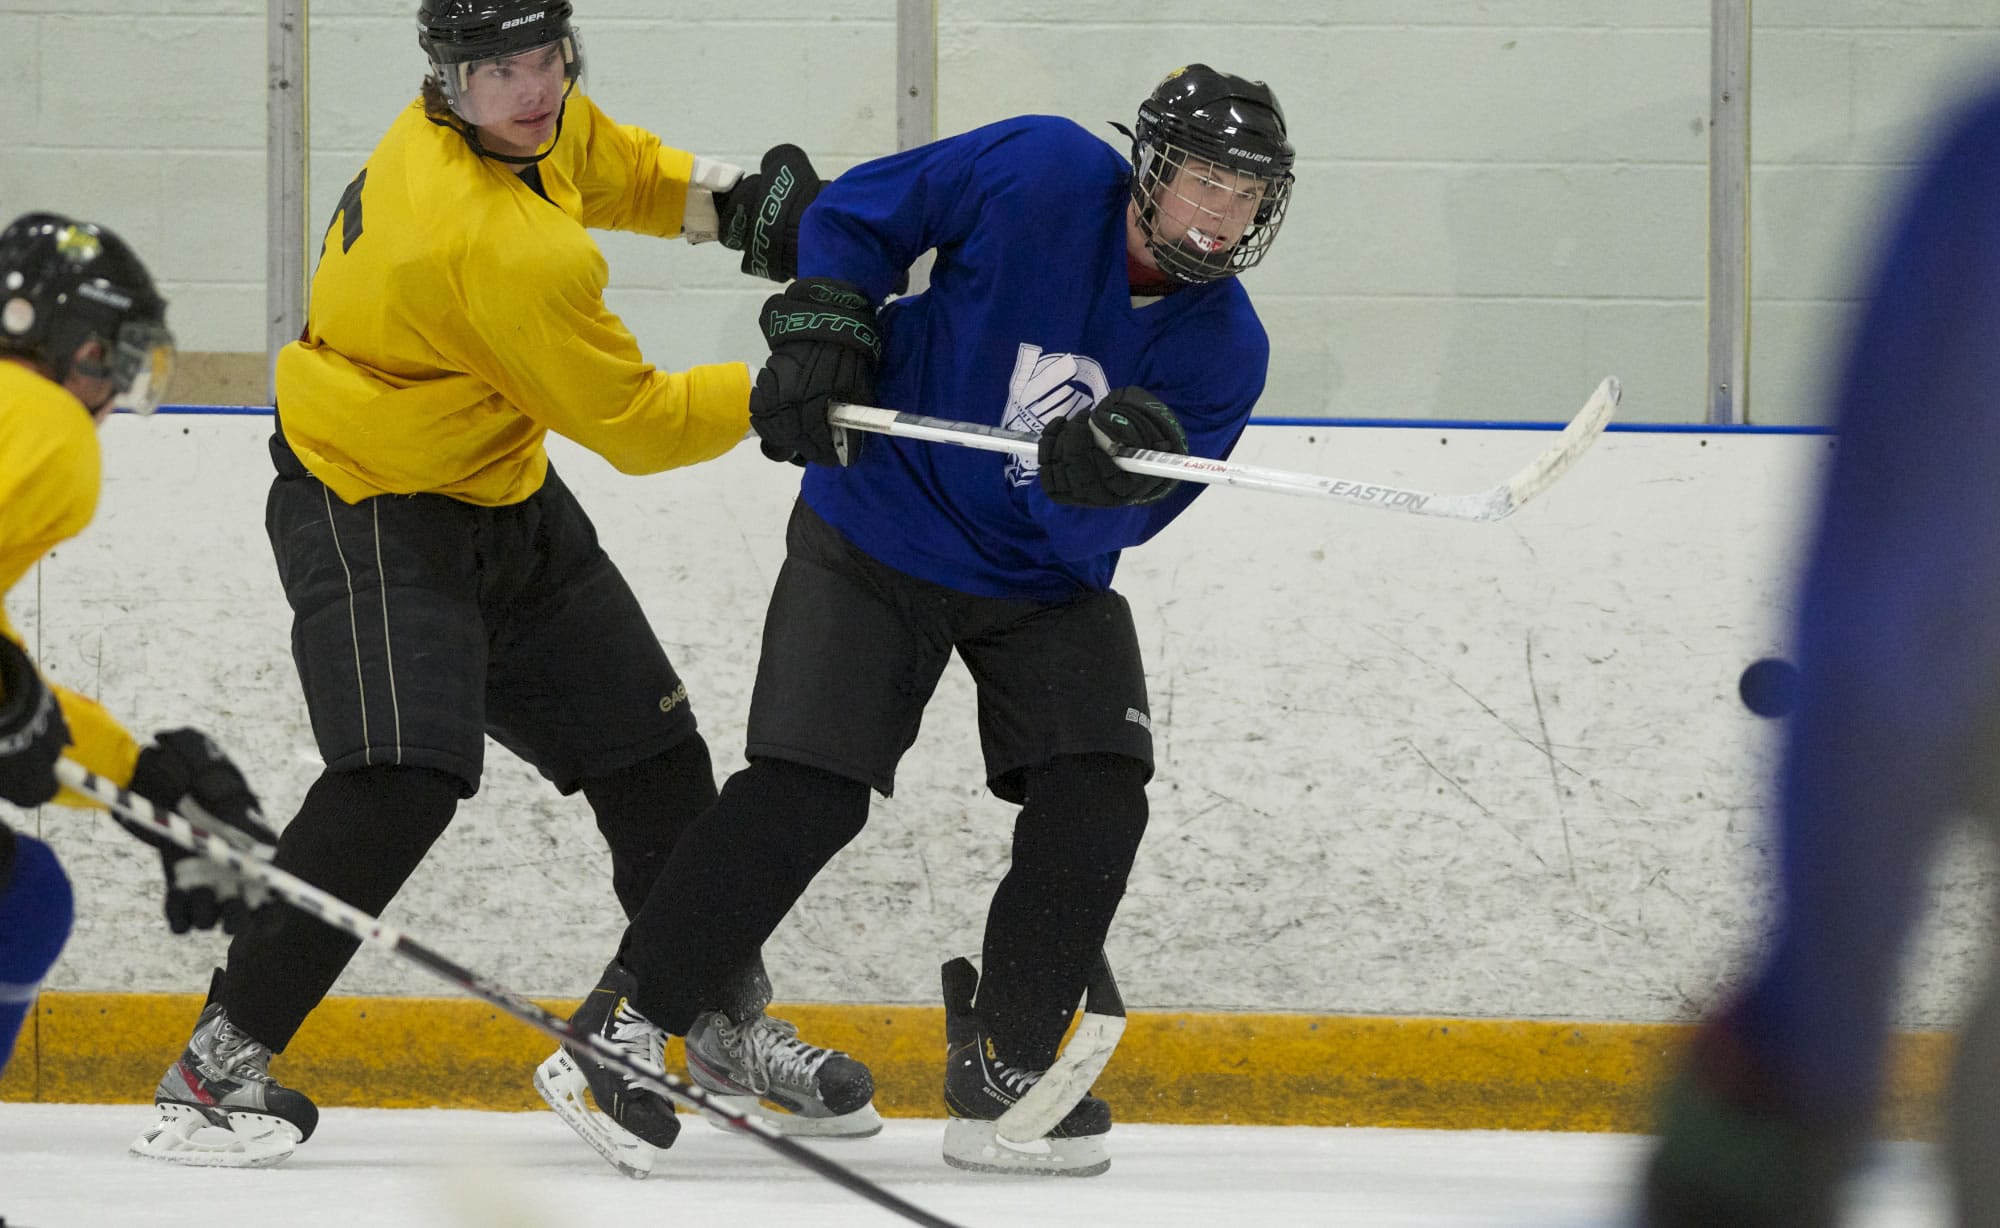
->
1643, 81, 2000, 1227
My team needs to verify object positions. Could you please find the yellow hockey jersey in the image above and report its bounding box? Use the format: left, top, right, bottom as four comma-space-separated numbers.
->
275, 90, 752, 506
0, 361, 142, 806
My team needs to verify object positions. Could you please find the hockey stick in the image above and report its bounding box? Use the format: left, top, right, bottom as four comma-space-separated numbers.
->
827, 375, 1620, 523
994, 952, 1125, 1145
55, 759, 967, 1228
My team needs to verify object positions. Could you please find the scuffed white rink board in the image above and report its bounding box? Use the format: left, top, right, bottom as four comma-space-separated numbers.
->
12, 416, 1990, 1029
0, 1103, 1953, 1228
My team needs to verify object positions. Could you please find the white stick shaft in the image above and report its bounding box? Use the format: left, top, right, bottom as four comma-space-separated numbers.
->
828, 376, 1619, 523
994, 1011, 1125, 1144
55, 758, 401, 946
992, 950, 1126, 1143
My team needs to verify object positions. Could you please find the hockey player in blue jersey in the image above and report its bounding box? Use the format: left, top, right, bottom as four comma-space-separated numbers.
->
1642, 82, 2000, 1227
541, 64, 1296, 1175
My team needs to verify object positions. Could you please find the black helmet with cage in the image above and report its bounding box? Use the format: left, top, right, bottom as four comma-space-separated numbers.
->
417, 0, 583, 141
1128, 64, 1296, 284
0, 212, 174, 415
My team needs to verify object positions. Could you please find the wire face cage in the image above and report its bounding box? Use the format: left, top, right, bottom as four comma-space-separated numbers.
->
1133, 134, 1293, 283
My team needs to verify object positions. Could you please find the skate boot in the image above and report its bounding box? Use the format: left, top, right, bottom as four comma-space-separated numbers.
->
940, 956, 1113, 1176
685, 1009, 882, 1138
535, 957, 681, 1179
130, 973, 320, 1168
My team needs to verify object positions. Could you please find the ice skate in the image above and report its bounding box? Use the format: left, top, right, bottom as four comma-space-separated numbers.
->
130, 982, 319, 1168
535, 958, 681, 1179
940, 956, 1116, 1177
685, 1008, 882, 1138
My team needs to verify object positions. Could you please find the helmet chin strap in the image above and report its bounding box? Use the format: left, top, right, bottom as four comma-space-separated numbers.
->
432, 77, 576, 167
1135, 208, 1180, 277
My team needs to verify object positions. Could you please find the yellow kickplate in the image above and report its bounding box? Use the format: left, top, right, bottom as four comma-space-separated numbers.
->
3, 992, 1949, 1137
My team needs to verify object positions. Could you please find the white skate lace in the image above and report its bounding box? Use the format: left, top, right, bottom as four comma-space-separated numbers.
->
608, 1000, 666, 1089
992, 1061, 1042, 1099
199, 1013, 276, 1086
720, 1015, 834, 1096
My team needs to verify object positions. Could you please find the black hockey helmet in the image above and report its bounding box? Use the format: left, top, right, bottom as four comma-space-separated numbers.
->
0, 212, 174, 414
419, 0, 573, 66
418, 0, 583, 129
1127, 64, 1297, 284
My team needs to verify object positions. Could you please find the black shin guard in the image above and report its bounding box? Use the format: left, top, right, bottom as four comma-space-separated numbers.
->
586, 739, 775, 1024
977, 753, 1149, 1068
220, 765, 461, 1050
623, 756, 870, 1033
581, 734, 720, 920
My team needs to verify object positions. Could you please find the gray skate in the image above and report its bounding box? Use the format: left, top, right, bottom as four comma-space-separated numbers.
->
131, 995, 319, 1168
685, 1010, 882, 1138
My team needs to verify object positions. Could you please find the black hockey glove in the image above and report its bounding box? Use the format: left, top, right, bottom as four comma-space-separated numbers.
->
0, 635, 70, 809
125, 729, 277, 935
1037, 387, 1189, 508
750, 277, 882, 468
716, 144, 824, 283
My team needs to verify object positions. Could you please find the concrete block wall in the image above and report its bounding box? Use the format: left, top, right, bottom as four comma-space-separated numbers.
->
4, 3, 1999, 421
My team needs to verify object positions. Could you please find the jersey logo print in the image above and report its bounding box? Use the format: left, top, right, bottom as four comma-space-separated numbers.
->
1000, 343, 1109, 487
318, 169, 366, 259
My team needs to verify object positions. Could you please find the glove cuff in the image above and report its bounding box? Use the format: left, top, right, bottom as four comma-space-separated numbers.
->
127, 742, 182, 807
122, 741, 192, 857
0, 639, 40, 731
788, 277, 871, 311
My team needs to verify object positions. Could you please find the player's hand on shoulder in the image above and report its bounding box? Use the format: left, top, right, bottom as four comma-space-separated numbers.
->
0, 635, 70, 809
716, 144, 825, 283
1037, 387, 1188, 508
750, 277, 882, 468
125, 728, 277, 935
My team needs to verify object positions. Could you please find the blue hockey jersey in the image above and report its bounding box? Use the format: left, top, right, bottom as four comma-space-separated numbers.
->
795, 114, 1271, 600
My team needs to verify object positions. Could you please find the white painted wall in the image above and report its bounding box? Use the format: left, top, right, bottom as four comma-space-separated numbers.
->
3, 3, 1999, 425
12, 416, 1990, 1031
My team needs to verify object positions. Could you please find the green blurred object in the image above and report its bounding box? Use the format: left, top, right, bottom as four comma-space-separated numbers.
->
1641, 1062, 1860, 1228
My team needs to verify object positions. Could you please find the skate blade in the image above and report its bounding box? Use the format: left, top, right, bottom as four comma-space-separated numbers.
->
532, 1048, 658, 1180
701, 1094, 884, 1139
129, 1101, 300, 1168
941, 1117, 1109, 1177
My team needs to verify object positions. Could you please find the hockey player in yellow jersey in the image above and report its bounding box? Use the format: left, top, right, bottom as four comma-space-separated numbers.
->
0, 211, 280, 1076
273, 34, 751, 503
134, 0, 882, 1174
